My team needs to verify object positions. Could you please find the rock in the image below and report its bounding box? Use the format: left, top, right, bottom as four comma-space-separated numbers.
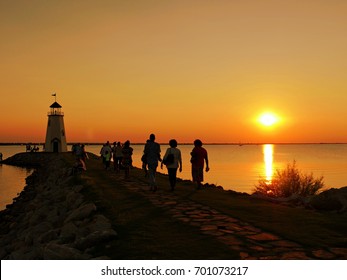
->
280, 251, 311, 260
309, 187, 347, 212
0, 153, 108, 259
66, 192, 84, 210
0, 247, 7, 259
330, 248, 347, 258
247, 232, 280, 241
8, 247, 43, 260
64, 203, 97, 223
31, 222, 53, 237
60, 222, 79, 243
85, 215, 113, 233
74, 229, 117, 250
38, 229, 59, 244
312, 249, 336, 259
43, 243, 88, 260
72, 185, 84, 193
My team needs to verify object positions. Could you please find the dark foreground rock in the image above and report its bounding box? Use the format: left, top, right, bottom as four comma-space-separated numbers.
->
310, 187, 347, 212
0, 153, 117, 259
251, 187, 347, 213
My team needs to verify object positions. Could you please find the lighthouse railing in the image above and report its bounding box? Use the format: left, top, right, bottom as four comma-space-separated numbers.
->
47, 111, 64, 116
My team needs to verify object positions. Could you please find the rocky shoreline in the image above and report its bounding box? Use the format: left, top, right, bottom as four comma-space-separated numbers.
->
0, 153, 117, 259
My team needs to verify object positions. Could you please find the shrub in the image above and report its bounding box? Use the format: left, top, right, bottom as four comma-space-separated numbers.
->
253, 161, 324, 197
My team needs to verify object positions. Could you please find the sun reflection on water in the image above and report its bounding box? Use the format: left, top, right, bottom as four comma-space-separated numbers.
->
263, 144, 274, 183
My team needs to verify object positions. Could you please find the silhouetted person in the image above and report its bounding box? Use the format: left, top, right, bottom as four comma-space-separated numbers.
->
32, 145, 39, 152
161, 139, 182, 191
100, 141, 112, 169
141, 140, 150, 177
144, 134, 161, 191
190, 139, 209, 189
73, 143, 87, 170
104, 150, 111, 170
113, 141, 123, 172
80, 144, 88, 170
121, 140, 133, 179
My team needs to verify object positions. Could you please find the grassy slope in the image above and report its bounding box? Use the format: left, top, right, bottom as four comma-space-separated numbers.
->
64, 153, 346, 259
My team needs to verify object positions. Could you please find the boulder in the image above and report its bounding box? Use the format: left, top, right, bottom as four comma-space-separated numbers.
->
60, 222, 79, 243
64, 203, 97, 223
74, 229, 117, 250
85, 215, 113, 233
43, 243, 89, 260
309, 187, 347, 212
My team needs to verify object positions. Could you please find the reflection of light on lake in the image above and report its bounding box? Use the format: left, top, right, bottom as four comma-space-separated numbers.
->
263, 144, 274, 182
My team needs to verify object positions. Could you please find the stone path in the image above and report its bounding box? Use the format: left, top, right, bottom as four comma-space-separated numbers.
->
110, 174, 346, 260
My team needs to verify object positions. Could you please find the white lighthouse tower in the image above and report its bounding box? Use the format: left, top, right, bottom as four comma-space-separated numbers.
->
44, 95, 67, 152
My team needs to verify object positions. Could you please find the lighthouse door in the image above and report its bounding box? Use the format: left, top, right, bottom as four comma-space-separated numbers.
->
53, 141, 59, 152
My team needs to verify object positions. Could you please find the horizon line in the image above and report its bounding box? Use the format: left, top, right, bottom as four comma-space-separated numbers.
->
1, 142, 347, 146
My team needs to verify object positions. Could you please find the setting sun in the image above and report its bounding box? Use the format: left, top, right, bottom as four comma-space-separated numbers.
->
258, 112, 279, 127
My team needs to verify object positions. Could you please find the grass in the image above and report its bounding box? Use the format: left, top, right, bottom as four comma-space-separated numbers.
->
63, 153, 347, 258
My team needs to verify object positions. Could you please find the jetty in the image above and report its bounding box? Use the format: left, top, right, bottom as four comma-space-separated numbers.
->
0, 152, 346, 260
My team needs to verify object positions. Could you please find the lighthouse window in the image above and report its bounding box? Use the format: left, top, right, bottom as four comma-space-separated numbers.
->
48, 120, 50, 126
62, 129, 65, 136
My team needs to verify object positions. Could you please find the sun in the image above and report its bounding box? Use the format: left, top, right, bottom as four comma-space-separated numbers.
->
258, 112, 279, 127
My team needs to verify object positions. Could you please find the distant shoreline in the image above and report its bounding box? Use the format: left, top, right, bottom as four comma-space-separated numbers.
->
1, 142, 347, 146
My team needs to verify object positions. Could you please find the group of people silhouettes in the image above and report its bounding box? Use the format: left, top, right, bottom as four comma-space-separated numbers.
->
75, 133, 210, 191
99, 141, 133, 178
26, 144, 39, 153
146, 134, 210, 191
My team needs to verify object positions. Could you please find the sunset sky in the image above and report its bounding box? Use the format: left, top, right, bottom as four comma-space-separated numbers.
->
1, 0, 347, 144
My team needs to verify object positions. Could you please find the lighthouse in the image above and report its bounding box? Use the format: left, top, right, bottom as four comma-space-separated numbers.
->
44, 96, 67, 152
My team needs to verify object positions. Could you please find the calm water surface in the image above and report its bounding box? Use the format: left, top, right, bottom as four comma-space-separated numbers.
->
1, 144, 347, 210
0, 146, 33, 210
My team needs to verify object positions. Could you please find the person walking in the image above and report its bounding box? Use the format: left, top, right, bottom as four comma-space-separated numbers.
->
141, 140, 150, 177
121, 140, 133, 179
161, 139, 182, 191
100, 141, 112, 169
143, 134, 162, 191
112, 141, 123, 172
104, 150, 112, 170
190, 139, 209, 189
80, 144, 89, 170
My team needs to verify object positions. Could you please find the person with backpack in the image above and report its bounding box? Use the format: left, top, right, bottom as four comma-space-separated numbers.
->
161, 139, 182, 191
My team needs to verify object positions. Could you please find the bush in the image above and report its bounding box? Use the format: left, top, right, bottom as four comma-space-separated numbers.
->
253, 161, 324, 198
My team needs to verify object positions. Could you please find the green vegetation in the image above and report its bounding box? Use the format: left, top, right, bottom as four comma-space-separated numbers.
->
254, 161, 325, 197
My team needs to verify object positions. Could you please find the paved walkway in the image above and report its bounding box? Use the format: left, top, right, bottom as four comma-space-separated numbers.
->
109, 173, 346, 260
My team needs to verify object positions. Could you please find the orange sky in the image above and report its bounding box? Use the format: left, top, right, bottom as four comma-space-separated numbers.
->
1, 0, 347, 143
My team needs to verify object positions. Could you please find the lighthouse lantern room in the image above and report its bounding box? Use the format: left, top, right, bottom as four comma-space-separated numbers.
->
44, 96, 67, 152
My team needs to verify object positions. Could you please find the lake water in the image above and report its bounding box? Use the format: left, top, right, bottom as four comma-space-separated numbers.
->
0, 145, 34, 210
1, 144, 347, 210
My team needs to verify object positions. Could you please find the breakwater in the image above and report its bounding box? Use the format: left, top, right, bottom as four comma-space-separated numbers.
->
1, 153, 347, 260
0, 153, 117, 259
